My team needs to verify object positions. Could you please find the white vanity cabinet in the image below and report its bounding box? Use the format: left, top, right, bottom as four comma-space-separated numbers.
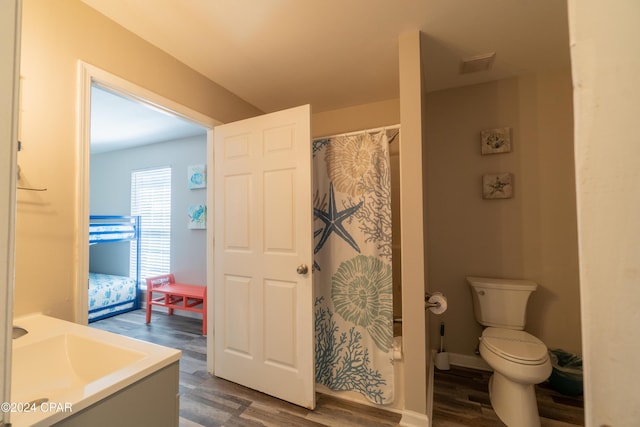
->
54, 363, 179, 427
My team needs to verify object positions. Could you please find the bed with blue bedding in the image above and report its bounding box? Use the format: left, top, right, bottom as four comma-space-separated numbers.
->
88, 215, 141, 322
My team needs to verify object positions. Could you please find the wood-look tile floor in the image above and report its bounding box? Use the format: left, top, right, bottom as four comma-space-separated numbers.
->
92, 310, 584, 426
92, 310, 401, 427
432, 365, 584, 427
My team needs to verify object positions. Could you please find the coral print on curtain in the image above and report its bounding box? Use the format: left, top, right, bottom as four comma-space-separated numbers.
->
313, 129, 394, 404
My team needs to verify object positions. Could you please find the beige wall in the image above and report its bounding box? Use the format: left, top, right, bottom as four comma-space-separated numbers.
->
312, 99, 400, 138
425, 70, 582, 356
15, 0, 261, 320
569, 0, 640, 424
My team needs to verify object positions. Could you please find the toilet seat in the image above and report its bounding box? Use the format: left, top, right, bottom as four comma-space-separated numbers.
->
481, 327, 548, 365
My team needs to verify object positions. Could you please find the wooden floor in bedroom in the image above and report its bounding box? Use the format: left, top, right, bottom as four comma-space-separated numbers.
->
92, 310, 584, 427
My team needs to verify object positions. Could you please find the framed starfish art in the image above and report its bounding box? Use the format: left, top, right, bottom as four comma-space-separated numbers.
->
482, 173, 513, 199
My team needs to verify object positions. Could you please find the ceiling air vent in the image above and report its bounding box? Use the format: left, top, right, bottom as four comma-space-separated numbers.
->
460, 52, 496, 74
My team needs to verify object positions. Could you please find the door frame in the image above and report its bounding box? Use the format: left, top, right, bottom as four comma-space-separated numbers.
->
76, 62, 220, 371
0, 0, 21, 422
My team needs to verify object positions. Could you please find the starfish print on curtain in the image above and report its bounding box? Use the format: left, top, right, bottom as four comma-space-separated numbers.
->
314, 182, 362, 255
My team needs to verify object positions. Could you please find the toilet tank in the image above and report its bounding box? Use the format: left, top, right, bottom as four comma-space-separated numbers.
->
466, 276, 537, 330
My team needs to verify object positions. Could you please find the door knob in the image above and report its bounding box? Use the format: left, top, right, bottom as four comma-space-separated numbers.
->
296, 264, 309, 275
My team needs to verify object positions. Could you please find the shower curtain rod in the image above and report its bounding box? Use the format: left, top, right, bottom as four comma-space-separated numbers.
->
315, 124, 400, 141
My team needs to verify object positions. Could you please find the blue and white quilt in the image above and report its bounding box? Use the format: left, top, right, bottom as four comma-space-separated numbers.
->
88, 273, 137, 321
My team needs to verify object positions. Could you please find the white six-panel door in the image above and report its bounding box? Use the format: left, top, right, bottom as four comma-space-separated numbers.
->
214, 105, 315, 408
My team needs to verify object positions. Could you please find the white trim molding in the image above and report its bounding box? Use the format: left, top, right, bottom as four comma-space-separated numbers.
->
75, 62, 219, 377
400, 409, 430, 427
447, 352, 492, 371
0, 1, 21, 424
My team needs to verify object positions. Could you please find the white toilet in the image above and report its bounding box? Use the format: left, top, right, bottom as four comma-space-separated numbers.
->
466, 276, 552, 427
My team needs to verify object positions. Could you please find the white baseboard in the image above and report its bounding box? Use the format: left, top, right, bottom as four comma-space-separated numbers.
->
447, 352, 492, 371
398, 351, 490, 426
399, 409, 430, 427
427, 350, 435, 423
399, 350, 432, 427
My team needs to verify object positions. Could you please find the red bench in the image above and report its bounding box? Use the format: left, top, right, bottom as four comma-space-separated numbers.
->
145, 274, 207, 335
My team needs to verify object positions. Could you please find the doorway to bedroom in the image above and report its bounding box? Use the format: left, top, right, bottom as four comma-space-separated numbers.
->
86, 80, 210, 336
88, 84, 207, 322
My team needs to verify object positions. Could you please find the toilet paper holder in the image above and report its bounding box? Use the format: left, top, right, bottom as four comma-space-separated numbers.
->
425, 292, 448, 315
425, 292, 442, 309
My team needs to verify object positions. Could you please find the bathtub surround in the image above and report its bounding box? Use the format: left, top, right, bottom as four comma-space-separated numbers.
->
313, 129, 395, 404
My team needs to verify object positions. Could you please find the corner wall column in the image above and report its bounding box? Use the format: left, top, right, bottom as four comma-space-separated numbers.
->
398, 30, 429, 426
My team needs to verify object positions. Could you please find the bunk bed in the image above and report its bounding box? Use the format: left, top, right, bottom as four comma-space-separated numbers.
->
88, 215, 141, 322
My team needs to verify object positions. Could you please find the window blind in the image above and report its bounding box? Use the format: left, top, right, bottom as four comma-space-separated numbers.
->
130, 167, 172, 281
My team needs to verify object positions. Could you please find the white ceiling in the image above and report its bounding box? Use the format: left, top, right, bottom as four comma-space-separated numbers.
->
90, 85, 206, 154
84, 0, 571, 152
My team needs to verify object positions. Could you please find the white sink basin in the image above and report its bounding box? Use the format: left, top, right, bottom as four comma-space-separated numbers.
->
12, 333, 145, 402
10, 314, 181, 427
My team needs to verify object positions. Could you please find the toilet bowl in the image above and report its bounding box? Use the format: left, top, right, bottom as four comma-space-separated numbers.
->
480, 327, 552, 427
466, 276, 551, 427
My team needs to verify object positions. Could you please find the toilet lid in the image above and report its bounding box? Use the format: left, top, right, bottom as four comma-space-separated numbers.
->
481, 327, 548, 365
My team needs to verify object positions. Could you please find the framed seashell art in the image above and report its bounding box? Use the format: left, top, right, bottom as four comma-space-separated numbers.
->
481, 127, 511, 154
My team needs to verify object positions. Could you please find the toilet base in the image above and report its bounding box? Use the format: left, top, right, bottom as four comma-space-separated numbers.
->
488, 372, 541, 427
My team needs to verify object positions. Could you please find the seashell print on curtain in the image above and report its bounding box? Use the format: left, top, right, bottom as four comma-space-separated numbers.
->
313, 129, 394, 404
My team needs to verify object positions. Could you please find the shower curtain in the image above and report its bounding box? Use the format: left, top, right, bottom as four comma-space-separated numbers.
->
313, 129, 394, 405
